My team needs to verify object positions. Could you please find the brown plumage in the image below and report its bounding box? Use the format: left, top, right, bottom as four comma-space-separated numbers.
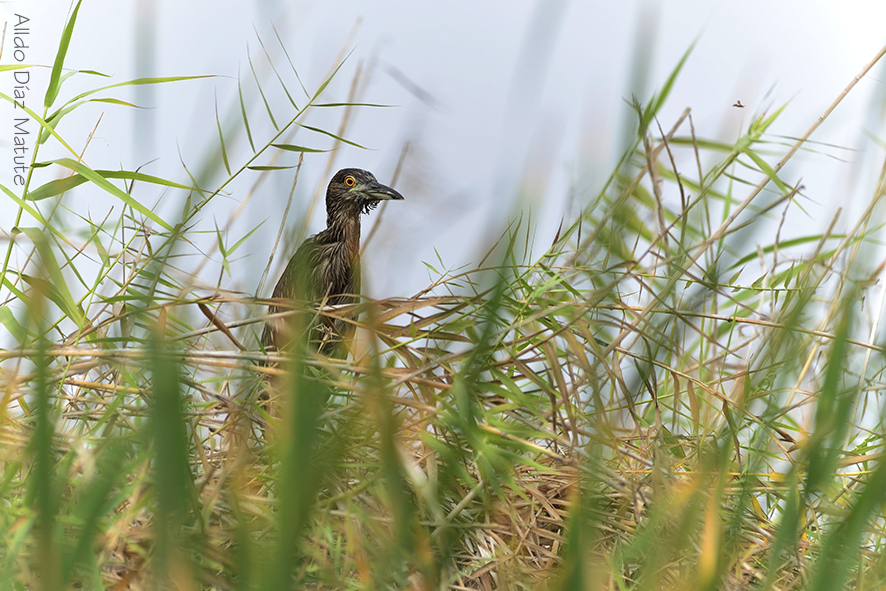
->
262, 168, 404, 356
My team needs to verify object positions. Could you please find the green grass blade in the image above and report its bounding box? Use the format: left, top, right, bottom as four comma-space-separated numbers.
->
0, 305, 27, 342
148, 335, 197, 584
26, 338, 62, 588
643, 38, 696, 128
44, 0, 82, 109
271, 143, 327, 153
48, 158, 175, 231
254, 25, 298, 109
28, 168, 196, 201
215, 91, 232, 175
266, 356, 331, 587
247, 164, 297, 171
295, 123, 367, 149
19, 227, 84, 328
237, 68, 255, 152
247, 44, 278, 130
63, 75, 214, 105
273, 24, 309, 99
0, 64, 36, 72
311, 52, 352, 101
0, 91, 79, 155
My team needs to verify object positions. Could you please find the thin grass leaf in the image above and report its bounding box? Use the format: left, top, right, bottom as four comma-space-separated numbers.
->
215, 92, 232, 175
810, 458, 886, 591
642, 38, 696, 127
271, 143, 328, 153
74, 69, 110, 77
295, 123, 367, 149
313, 102, 392, 108
47, 158, 174, 231
253, 25, 298, 109
0, 92, 79, 155
44, 0, 82, 109
88, 97, 141, 108
247, 165, 297, 171
64, 75, 214, 105
148, 335, 197, 585
237, 68, 255, 152
28, 169, 196, 201
805, 290, 856, 493
60, 441, 129, 585
0, 64, 36, 72
273, 24, 310, 99
247, 44, 278, 130
743, 149, 792, 194
728, 234, 845, 268
19, 227, 85, 327
0, 306, 27, 343
266, 349, 331, 587
225, 221, 265, 255
0, 181, 64, 237
311, 51, 352, 101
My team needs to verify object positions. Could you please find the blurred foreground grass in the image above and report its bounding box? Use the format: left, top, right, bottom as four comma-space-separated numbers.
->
3, 5, 886, 590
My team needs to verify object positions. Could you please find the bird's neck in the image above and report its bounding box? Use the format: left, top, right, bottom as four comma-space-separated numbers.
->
324, 206, 362, 255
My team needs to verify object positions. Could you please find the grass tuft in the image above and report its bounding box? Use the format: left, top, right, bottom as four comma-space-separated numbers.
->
3, 14, 886, 591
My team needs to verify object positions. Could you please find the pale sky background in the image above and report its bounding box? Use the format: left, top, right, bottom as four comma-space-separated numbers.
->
2, 1, 886, 301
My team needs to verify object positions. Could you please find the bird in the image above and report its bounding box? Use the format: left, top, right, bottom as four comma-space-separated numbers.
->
262, 168, 404, 357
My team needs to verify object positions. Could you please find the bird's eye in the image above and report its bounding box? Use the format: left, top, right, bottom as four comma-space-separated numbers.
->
345, 176, 356, 187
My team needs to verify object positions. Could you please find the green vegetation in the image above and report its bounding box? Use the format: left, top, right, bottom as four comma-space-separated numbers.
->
3, 4, 886, 589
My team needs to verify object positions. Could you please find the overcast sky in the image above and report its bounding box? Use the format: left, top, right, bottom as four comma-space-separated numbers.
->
2, 1, 885, 299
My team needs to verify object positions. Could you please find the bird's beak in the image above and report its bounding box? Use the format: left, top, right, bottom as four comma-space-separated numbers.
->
362, 180, 404, 201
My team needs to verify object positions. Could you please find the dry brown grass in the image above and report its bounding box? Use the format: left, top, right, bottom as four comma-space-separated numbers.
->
4, 7, 886, 588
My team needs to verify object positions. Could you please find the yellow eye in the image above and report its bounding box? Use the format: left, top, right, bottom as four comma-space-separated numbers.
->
345, 176, 356, 187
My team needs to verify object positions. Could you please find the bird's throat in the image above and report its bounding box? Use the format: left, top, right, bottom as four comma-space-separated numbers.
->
325, 211, 362, 259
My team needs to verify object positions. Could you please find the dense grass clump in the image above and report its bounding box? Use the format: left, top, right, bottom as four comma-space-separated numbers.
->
3, 4, 886, 590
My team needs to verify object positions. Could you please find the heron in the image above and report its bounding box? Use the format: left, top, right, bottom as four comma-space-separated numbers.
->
262, 168, 404, 356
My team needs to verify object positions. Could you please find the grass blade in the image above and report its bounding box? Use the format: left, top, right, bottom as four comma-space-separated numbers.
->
44, 0, 82, 109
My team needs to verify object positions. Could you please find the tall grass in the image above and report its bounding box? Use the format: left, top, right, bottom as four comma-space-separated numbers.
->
3, 4, 886, 590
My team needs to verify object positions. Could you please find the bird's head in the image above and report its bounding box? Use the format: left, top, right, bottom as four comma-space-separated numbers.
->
327, 168, 404, 216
